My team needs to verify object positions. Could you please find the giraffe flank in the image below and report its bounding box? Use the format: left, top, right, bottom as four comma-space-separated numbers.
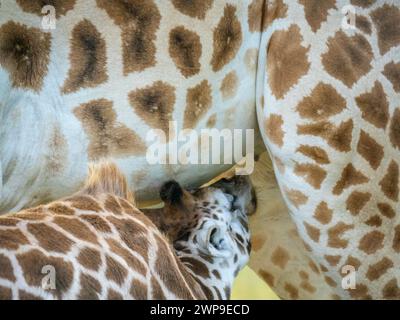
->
0, 162, 252, 300
0, 0, 260, 213
256, 0, 400, 299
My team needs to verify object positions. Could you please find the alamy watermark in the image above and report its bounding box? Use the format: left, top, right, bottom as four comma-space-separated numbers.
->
145, 122, 255, 175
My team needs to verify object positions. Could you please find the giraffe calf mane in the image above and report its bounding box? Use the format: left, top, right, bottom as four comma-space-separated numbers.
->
81, 160, 135, 204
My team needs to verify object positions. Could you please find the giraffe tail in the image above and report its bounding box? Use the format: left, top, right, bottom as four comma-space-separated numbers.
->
81, 160, 135, 204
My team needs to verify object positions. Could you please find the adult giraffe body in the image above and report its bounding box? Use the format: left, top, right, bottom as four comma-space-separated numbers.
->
0, 0, 260, 213
256, 0, 400, 299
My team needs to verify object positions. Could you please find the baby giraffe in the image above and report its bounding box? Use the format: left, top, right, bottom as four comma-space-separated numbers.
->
0, 162, 252, 300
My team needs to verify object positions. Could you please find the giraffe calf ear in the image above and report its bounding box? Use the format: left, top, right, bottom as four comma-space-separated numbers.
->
160, 180, 183, 204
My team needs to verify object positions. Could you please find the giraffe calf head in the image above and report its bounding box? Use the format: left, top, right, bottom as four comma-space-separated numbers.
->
160, 177, 252, 272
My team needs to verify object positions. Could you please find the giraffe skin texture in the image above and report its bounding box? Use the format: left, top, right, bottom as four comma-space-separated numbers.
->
0, 161, 252, 300
257, 0, 400, 299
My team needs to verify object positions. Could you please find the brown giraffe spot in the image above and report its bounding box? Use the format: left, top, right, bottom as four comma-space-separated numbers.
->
299, 271, 309, 280
371, 4, 400, 55
16, 0, 76, 17
365, 215, 382, 227
47, 203, 75, 216
324, 255, 341, 267
247, 0, 265, 32
313, 202, 333, 224
320, 264, 329, 272
0, 21, 51, 91
264, 114, 284, 147
27, 223, 74, 253
180, 256, 210, 279
78, 273, 101, 300
77, 247, 102, 271
350, 0, 376, 8
212, 270, 221, 280
382, 278, 400, 299
0, 217, 19, 227
284, 189, 308, 208
267, 25, 310, 99
271, 246, 290, 269
53, 216, 99, 244
62, 19, 107, 94
74, 99, 145, 160
17, 250, 73, 299
393, 225, 400, 253
107, 216, 149, 260
327, 222, 354, 249
183, 80, 212, 129
206, 114, 217, 128
105, 255, 128, 286
0, 286, 12, 300
294, 163, 327, 189
366, 257, 393, 281
104, 195, 123, 215
264, 0, 288, 29
355, 81, 390, 129
244, 48, 258, 73
16, 212, 46, 221
18, 290, 42, 300
80, 214, 112, 233
66, 195, 102, 212
346, 191, 372, 215
322, 31, 373, 88
96, 0, 161, 74
357, 130, 384, 169
284, 283, 299, 299
300, 281, 316, 293
220, 71, 238, 101
379, 160, 399, 201
251, 235, 266, 251
390, 108, 400, 150
130, 279, 148, 299
151, 276, 166, 299
358, 230, 385, 254
383, 61, 400, 93
171, 0, 213, 19
259, 270, 275, 287
344, 256, 361, 270
169, 26, 202, 78
46, 126, 67, 174
333, 164, 368, 195
297, 120, 354, 152
296, 83, 346, 121
308, 260, 320, 274
299, 0, 336, 32
0, 253, 15, 281
211, 4, 243, 72
129, 81, 176, 136
107, 239, 147, 275
0, 229, 29, 250
356, 15, 372, 35
324, 276, 337, 288
119, 198, 139, 215
107, 289, 123, 300
349, 283, 370, 299
304, 222, 320, 242
377, 202, 396, 219
297, 145, 330, 165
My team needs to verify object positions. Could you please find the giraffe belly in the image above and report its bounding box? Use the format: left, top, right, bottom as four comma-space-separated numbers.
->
0, 0, 261, 213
